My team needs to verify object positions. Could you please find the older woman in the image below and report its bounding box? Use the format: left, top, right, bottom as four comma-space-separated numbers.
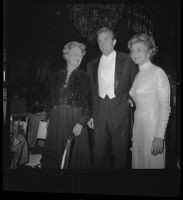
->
41, 41, 92, 169
128, 33, 171, 169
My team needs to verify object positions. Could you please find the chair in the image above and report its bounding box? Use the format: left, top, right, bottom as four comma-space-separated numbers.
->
36, 119, 49, 147
25, 119, 49, 168
61, 134, 75, 169
37, 120, 49, 140
11, 113, 29, 137
10, 116, 29, 169
27, 112, 47, 149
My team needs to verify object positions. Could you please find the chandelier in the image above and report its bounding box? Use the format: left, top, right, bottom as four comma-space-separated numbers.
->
128, 4, 153, 35
68, 4, 125, 41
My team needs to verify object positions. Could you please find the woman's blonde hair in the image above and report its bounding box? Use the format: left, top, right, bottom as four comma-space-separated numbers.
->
62, 41, 86, 60
128, 33, 158, 59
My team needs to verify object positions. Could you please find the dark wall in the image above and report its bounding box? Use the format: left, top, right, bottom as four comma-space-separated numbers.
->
152, 1, 180, 81
5, 1, 180, 92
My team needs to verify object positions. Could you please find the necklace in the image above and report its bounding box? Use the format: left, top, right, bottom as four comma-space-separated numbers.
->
63, 69, 72, 88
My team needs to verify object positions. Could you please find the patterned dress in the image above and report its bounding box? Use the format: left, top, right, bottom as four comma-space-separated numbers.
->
41, 67, 92, 169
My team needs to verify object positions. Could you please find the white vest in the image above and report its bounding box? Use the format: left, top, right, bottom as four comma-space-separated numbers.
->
98, 51, 116, 99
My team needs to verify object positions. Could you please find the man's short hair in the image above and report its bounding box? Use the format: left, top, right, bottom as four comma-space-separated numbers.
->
97, 27, 116, 40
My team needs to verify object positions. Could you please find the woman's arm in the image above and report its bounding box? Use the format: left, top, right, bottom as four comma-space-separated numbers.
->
153, 68, 171, 139
151, 67, 171, 156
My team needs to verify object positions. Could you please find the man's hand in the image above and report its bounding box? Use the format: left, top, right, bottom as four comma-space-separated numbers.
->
129, 99, 133, 107
87, 118, 94, 129
72, 123, 83, 136
151, 137, 164, 156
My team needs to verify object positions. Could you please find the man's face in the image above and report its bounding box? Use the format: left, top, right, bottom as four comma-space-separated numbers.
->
97, 31, 116, 56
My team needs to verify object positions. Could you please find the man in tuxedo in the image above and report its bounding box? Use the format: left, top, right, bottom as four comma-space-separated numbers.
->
87, 27, 138, 169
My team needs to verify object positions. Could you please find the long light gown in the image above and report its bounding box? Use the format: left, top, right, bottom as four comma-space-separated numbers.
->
129, 61, 171, 169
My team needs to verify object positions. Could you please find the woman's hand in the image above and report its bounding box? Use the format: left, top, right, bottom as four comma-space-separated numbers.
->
87, 118, 94, 129
72, 123, 83, 136
151, 137, 164, 156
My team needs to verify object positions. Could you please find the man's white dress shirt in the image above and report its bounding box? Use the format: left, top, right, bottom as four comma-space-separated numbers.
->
98, 51, 116, 99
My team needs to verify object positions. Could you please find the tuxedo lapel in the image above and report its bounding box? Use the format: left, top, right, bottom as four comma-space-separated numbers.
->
114, 52, 127, 91
114, 52, 122, 91
92, 58, 100, 92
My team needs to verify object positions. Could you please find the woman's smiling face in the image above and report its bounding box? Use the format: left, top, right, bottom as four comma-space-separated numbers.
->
130, 41, 151, 66
66, 46, 83, 69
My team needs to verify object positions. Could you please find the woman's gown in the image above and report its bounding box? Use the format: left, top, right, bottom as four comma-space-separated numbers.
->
41, 67, 92, 169
129, 61, 171, 169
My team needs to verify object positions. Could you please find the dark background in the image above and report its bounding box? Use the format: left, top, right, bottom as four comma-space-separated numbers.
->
5, 1, 180, 86
3, 0, 181, 196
